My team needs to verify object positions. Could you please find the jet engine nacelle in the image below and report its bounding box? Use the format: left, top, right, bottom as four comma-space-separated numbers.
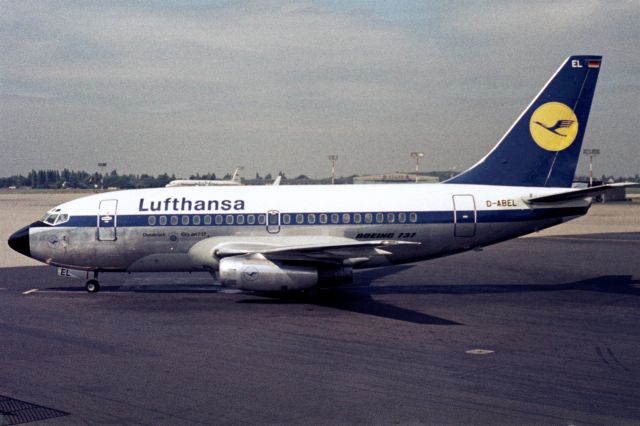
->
219, 256, 352, 291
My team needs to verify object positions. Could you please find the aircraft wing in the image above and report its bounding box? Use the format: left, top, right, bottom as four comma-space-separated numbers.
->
525, 183, 639, 204
190, 236, 419, 266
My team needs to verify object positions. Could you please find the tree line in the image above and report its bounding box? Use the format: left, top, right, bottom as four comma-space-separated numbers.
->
0, 169, 296, 189
0, 169, 178, 189
0, 169, 637, 189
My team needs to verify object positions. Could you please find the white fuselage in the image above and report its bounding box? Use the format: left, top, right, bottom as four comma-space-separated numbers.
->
26, 183, 589, 274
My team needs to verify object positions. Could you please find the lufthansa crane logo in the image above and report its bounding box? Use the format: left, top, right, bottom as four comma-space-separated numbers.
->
242, 266, 259, 281
529, 102, 578, 151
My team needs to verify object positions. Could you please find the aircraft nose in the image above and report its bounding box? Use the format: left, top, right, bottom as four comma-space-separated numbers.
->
8, 225, 31, 258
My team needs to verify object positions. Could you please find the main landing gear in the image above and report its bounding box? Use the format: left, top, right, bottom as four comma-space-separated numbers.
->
85, 271, 101, 293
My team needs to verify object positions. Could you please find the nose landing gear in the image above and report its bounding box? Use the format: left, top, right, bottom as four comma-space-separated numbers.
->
85, 279, 100, 293
85, 271, 100, 293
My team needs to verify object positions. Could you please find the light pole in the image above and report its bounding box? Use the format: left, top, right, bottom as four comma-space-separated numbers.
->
328, 155, 338, 184
582, 149, 600, 187
98, 162, 107, 190
410, 152, 424, 183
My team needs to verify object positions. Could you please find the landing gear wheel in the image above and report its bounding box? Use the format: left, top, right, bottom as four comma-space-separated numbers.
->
85, 279, 100, 293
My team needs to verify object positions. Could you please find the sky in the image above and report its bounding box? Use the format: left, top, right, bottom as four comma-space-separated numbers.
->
1, 0, 639, 179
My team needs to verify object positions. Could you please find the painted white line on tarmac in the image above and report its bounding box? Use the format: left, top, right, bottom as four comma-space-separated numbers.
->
466, 349, 495, 355
22, 288, 39, 295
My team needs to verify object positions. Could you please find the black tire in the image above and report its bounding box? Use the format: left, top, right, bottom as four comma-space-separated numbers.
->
86, 279, 100, 293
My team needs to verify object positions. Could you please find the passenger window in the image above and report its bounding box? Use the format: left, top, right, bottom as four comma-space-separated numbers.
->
215, 215, 223, 225
319, 214, 327, 224
192, 215, 201, 225
296, 214, 304, 224
376, 213, 384, 223
159, 216, 167, 226
170, 216, 178, 225
364, 213, 373, 224
247, 215, 255, 225
410, 212, 418, 223
342, 213, 350, 224
331, 213, 339, 224
258, 215, 266, 225
387, 213, 395, 223
226, 215, 234, 225
181, 215, 190, 225
237, 215, 245, 225
308, 214, 316, 224
282, 214, 291, 225
353, 213, 361, 224
148, 216, 157, 226
398, 212, 407, 223
204, 215, 212, 225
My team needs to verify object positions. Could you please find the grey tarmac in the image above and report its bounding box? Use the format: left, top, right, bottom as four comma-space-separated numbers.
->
1, 231, 639, 425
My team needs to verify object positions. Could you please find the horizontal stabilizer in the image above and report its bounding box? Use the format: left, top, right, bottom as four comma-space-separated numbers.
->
525, 183, 638, 204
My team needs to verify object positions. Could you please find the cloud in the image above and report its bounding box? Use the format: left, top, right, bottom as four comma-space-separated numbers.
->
0, 1, 638, 178
1, 1, 447, 176
447, 0, 603, 35
2, 2, 432, 92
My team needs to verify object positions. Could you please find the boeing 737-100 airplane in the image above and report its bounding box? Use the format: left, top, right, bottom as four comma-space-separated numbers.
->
8, 55, 629, 293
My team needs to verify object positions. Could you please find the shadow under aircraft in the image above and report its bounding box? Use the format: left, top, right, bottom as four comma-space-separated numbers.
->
239, 269, 640, 324
4, 265, 639, 325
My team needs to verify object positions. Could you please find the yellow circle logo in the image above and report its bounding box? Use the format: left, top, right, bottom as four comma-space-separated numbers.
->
529, 102, 578, 151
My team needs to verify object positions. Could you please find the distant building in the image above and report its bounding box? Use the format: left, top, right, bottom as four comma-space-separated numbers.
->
354, 173, 439, 184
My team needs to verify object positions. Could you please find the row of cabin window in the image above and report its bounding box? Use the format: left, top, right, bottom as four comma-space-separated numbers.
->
147, 212, 419, 227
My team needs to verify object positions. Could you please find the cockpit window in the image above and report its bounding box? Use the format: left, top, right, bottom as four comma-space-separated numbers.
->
56, 214, 69, 225
41, 212, 70, 226
42, 213, 58, 225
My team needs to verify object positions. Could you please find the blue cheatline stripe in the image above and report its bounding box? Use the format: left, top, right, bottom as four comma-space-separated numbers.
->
477, 206, 587, 222
55, 207, 587, 229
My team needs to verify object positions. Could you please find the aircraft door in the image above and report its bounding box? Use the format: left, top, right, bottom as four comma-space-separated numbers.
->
266, 210, 280, 234
97, 199, 118, 241
452, 195, 476, 237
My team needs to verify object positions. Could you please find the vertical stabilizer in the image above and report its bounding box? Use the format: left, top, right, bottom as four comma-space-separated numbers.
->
446, 55, 601, 187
